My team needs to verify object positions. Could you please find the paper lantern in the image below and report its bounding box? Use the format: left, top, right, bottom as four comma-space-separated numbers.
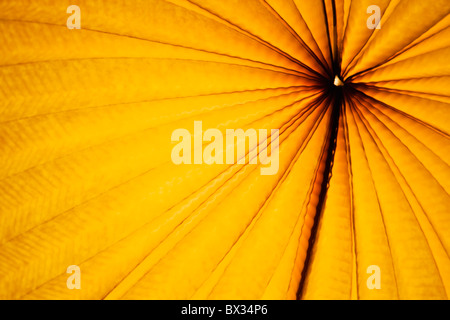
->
0, 0, 449, 300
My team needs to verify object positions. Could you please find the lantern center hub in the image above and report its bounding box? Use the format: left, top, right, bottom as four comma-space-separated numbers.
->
333, 75, 344, 87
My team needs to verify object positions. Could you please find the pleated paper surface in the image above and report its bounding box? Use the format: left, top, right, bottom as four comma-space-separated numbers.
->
0, 0, 449, 300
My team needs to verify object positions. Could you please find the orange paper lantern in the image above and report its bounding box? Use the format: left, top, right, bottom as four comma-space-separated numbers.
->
0, 0, 449, 300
